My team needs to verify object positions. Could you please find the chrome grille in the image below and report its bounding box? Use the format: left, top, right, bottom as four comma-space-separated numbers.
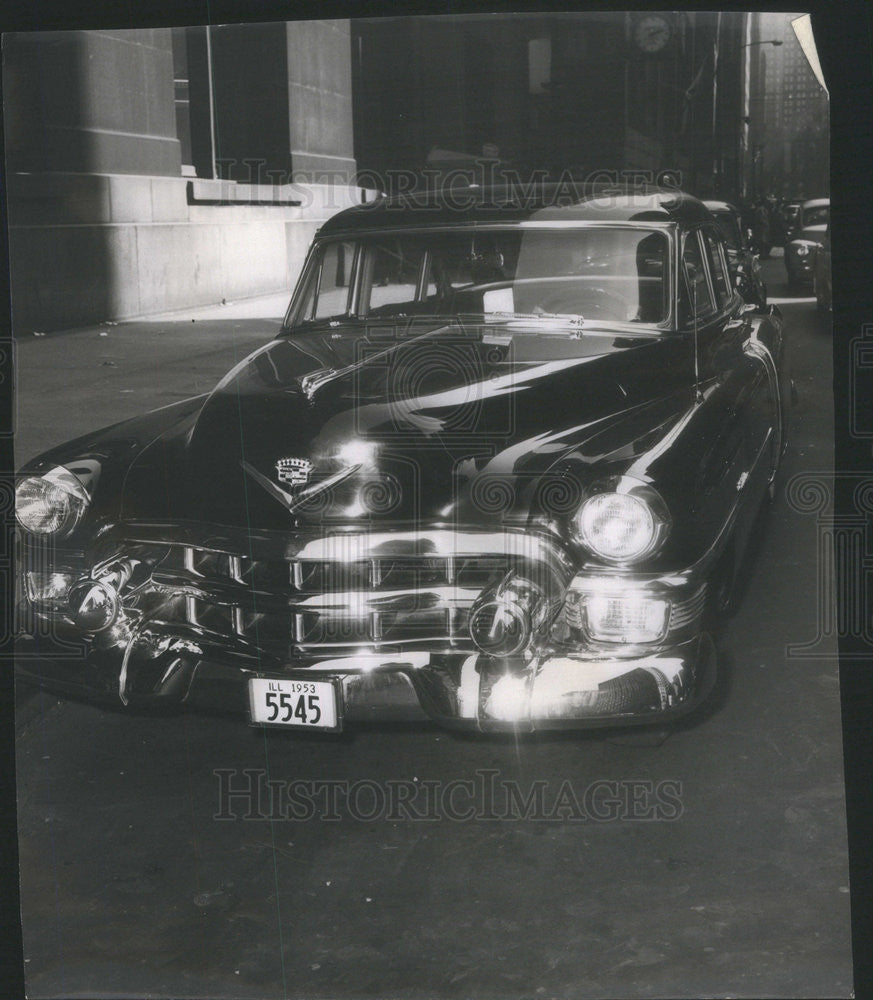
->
150, 543, 532, 654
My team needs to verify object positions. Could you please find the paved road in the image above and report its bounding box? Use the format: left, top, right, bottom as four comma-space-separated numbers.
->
14, 260, 853, 998
13, 292, 289, 466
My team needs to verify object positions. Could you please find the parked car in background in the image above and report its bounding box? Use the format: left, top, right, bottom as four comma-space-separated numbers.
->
781, 200, 802, 240
785, 198, 830, 288
15, 184, 792, 734
703, 200, 768, 309
814, 223, 832, 311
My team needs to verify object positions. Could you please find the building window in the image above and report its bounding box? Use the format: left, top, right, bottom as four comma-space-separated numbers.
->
171, 26, 217, 179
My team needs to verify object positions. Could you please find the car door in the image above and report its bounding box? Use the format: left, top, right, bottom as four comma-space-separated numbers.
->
684, 228, 779, 543
709, 227, 783, 498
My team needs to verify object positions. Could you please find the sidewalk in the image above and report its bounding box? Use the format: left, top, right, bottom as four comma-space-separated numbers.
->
14, 292, 289, 465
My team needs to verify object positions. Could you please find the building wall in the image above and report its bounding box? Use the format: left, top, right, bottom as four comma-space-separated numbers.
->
351, 12, 744, 196
3, 24, 358, 333
286, 20, 356, 179
4, 30, 181, 176
4, 14, 763, 333
7, 174, 361, 330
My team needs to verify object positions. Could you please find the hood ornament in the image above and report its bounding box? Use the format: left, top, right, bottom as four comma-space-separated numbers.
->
276, 456, 313, 488
241, 458, 361, 516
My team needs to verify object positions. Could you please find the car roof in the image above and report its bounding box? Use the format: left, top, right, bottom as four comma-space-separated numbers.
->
802, 198, 830, 208
318, 183, 713, 236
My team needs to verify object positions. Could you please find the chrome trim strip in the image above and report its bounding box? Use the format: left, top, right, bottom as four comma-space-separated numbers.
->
125, 525, 575, 581
744, 331, 782, 483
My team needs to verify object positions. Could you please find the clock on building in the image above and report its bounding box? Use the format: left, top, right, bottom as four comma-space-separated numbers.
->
633, 14, 673, 54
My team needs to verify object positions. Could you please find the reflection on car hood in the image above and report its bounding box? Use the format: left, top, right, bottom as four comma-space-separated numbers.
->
119, 320, 692, 528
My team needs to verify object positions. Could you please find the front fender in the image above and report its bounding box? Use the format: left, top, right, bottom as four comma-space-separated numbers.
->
16, 394, 208, 537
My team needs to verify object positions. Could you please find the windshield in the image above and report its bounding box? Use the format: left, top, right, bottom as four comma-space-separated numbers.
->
801, 204, 829, 227
289, 227, 671, 328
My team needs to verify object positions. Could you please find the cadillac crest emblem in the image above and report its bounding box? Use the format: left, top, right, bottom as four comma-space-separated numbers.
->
276, 457, 313, 488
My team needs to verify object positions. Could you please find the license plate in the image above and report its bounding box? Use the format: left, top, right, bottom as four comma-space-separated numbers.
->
248, 677, 341, 730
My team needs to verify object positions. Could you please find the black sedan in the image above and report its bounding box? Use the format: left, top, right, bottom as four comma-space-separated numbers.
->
785, 197, 830, 287
15, 184, 792, 734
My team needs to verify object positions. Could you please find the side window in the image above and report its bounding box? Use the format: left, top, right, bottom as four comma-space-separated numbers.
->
681, 231, 715, 323
362, 240, 426, 314
702, 231, 732, 310
313, 242, 355, 319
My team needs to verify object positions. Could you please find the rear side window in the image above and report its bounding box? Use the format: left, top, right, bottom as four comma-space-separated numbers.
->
702, 231, 732, 310
681, 231, 715, 322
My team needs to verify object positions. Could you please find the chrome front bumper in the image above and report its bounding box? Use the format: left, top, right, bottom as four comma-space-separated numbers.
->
16, 632, 716, 732
17, 524, 718, 731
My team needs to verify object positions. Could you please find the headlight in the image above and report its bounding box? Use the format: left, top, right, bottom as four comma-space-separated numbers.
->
572, 481, 668, 563
794, 244, 810, 257
15, 467, 90, 536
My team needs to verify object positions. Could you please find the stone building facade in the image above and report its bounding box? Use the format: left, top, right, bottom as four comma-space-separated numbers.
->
4, 13, 748, 332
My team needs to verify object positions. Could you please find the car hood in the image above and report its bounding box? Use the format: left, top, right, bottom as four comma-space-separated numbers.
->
118, 320, 692, 530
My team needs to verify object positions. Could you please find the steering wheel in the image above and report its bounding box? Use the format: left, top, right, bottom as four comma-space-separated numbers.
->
536, 285, 636, 319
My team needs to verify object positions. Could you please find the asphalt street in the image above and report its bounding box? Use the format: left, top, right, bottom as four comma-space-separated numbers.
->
14, 258, 853, 998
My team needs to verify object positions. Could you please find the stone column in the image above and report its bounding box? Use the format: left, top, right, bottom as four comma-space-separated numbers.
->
4, 29, 180, 175
285, 19, 356, 182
